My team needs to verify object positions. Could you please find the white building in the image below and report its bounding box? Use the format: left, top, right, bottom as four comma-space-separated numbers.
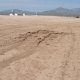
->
15, 13, 18, 16
9, 13, 14, 16
23, 13, 26, 16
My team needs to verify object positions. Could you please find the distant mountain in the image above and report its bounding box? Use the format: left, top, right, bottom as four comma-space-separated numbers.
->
72, 8, 80, 12
0, 8, 80, 16
38, 7, 80, 17
0, 9, 35, 15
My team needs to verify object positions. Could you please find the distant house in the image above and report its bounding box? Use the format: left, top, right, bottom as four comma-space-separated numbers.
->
23, 13, 26, 16
9, 13, 14, 16
15, 13, 18, 16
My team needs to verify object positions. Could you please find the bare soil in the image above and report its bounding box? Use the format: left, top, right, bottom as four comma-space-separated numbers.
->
0, 16, 80, 80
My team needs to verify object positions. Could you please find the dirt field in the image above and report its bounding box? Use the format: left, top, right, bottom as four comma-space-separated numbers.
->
0, 16, 80, 80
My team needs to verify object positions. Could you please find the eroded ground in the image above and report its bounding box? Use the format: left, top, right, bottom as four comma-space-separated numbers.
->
0, 16, 80, 80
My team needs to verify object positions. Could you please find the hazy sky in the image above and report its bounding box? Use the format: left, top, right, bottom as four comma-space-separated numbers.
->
0, 0, 80, 11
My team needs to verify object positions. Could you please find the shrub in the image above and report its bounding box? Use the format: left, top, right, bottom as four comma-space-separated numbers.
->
76, 16, 79, 18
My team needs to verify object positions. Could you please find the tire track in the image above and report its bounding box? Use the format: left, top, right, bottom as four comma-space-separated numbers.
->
0, 30, 73, 70
59, 32, 75, 80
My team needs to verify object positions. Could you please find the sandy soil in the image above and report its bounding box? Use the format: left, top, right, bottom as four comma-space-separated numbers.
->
0, 16, 80, 80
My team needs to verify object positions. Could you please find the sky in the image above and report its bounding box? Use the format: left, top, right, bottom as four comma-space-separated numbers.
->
0, 0, 80, 11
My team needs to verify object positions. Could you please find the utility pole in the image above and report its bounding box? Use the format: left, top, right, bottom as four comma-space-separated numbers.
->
36, 12, 38, 16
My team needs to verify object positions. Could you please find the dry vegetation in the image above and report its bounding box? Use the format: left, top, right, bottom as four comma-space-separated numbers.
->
0, 16, 80, 80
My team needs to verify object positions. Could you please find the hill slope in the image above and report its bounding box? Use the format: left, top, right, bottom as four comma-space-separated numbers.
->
38, 7, 80, 16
